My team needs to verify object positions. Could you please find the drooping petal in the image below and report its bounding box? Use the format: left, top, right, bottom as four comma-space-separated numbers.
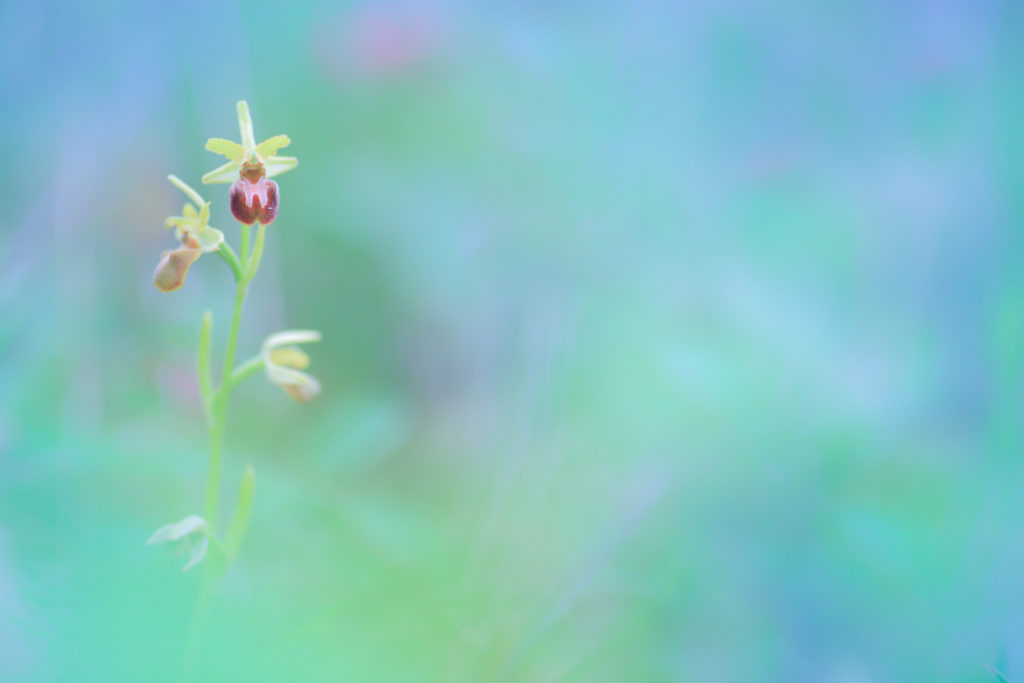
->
255, 135, 291, 159
205, 137, 247, 161
202, 159, 242, 184
264, 155, 298, 178
263, 329, 322, 350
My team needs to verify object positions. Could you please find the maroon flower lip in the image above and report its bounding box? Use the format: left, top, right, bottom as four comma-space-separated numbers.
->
230, 162, 279, 225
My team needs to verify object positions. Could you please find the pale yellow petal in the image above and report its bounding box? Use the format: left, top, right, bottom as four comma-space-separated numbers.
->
256, 135, 290, 159
269, 347, 310, 369
202, 159, 241, 184
205, 137, 247, 161
194, 225, 224, 253
263, 329, 322, 351
264, 155, 297, 178
237, 101, 256, 152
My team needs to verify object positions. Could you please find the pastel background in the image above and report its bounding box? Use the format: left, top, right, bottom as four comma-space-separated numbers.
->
1, 1, 1022, 681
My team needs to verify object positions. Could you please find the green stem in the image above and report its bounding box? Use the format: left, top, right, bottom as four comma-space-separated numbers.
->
203, 415, 223, 534
204, 277, 249, 534
230, 355, 265, 388
222, 280, 248, 398
218, 243, 243, 282
167, 174, 206, 208
245, 223, 267, 282
189, 219, 268, 679
240, 223, 251, 270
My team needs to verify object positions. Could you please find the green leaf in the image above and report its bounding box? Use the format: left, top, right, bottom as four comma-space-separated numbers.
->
224, 466, 255, 560
198, 310, 213, 423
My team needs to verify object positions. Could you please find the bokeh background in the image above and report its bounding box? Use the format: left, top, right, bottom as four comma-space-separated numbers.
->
2, 1, 1023, 681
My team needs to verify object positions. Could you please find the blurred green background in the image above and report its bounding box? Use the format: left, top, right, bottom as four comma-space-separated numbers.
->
2, 1, 1024, 681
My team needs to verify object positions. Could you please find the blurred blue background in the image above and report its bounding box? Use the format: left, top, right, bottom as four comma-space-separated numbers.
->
2, 0, 1023, 680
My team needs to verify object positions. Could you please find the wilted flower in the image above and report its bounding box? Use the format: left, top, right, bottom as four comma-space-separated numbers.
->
154, 176, 224, 292
153, 240, 202, 293
262, 330, 322, 402
146, 514, 210, 572
202, 101, 297, 226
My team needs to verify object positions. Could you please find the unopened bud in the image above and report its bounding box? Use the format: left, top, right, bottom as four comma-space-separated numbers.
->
153, 243, 202, 292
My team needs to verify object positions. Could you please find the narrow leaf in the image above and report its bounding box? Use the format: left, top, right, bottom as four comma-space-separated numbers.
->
198, 310, 213, 423
224, 466, 255, 560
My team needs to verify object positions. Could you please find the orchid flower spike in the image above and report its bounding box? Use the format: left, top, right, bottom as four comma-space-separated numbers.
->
153, 176, 224, 292
262, 330, 322, 402
202, 101, 297, 226
146, 514, 210, 572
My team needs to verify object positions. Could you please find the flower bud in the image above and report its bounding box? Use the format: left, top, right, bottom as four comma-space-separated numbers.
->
229, 161, 279, 225
261, 330, 322, 403
153, 241, 202, 292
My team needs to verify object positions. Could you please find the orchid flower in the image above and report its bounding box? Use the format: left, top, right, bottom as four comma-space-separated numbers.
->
261, 330, 322, 402
202, 101, 297, 225
153, 176, 224, 292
